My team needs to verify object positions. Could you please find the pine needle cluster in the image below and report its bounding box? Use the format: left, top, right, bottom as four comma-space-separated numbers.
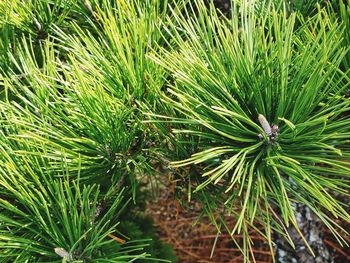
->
0, 0, 349, 262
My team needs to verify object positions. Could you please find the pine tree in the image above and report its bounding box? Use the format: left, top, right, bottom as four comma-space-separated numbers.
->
1, 0, 349, 262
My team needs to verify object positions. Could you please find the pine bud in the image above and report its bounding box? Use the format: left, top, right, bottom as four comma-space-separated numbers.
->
258, 114, 272, 135
54, 248, 72, 261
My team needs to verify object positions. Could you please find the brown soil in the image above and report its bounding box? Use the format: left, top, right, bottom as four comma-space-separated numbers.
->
146, 178, 350, 263
146, 179, 273, 263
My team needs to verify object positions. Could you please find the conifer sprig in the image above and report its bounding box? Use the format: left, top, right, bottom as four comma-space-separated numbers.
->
151, 0, 350, 259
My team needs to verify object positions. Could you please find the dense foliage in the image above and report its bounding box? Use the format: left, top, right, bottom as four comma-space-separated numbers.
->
0, 0, 349, 262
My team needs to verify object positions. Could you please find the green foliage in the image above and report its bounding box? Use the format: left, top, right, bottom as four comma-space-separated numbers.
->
338, 0, 350, 69
1, 0, 350, 262
0, 39, 144, 190
0, 145, 152, 262
0, 0, 183, 187
151, 0, 350, 259
0, 0, 177, 262
120, 216, 178, 263
0, 0, 90, 71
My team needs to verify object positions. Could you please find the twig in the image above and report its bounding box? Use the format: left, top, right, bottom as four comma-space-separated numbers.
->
324, 239, 350, 260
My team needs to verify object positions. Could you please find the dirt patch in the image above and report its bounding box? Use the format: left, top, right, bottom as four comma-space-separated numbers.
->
146, 180, 273, 262
146, 178, 350, 262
